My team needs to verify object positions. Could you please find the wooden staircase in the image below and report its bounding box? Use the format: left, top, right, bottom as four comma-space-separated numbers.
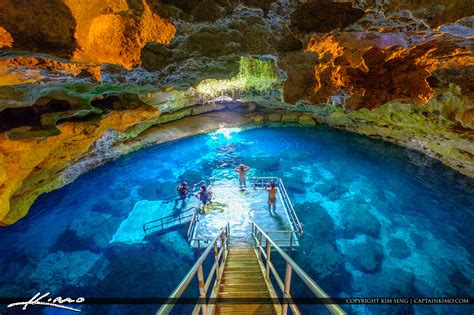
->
214, 245, 278, 315
156, 223, 345, 315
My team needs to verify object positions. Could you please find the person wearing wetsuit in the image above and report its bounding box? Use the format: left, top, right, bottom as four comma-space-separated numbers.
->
197, 185, 212, 206
265, 181, 277, 215
234, 164, 250, 188
175, 182, 189, 209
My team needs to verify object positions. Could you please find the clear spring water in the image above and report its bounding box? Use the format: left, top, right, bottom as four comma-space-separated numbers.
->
0, 126, 473, 314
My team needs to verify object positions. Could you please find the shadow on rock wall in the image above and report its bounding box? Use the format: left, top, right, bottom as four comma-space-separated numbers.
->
0, 0, 77, 56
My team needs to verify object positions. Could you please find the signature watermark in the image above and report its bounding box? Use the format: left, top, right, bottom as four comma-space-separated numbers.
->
7, 292, 85, 312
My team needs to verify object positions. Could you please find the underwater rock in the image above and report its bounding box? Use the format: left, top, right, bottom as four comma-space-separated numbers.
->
295, 202, 336, 243
343, 237, 384, 273
17, 250, 108, 293
409, 232, 424, 249
50, 227, 94, 253
69, 212, 123, 250
99, 242, 194, 298
449, 268, 473, 296
339, 201, 382, 238
314, 181, 347, 201
307, 243, 345, 281
352, 264, 416, 314
282, 177, 306, 195
110, 186, 131, 201
387, 237, 411, 259
156, 230, 194, 260
137, 180, 177, 201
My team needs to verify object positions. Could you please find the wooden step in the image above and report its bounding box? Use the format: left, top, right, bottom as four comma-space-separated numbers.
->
224, 263, 260, 269
215, 245, 275, 314
222, 270, 263, 275
221, 279, 264, 286
223, 267, 260, 273
215, 304, 275, 314
220, 283, 268, 292
225, 261, 260, 269
217, 291, 270, 298
226, 256, 258, 261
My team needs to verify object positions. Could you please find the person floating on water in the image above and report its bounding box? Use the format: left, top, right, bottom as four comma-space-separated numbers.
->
234, 163, 250, 189
175, 181, 189, 209
265, 181, 278, 215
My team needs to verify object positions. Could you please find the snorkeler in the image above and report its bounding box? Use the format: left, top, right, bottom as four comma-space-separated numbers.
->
195, 184, 212, 209
234, 163, 250, 188
175, 181, 189, 209
265, 181, 278, 215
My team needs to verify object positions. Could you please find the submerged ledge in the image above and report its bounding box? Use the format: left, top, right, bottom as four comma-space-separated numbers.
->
1, 101, 473, 226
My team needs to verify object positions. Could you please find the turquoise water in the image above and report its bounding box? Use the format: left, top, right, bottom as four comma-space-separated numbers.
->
0, 126, 473, 314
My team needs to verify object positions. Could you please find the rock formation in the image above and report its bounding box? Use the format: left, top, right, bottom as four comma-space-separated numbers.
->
0, 0, 473, 225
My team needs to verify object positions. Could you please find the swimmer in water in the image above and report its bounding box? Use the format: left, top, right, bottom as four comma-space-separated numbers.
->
212, 134, 218, 140
264, 181, 277, 215
234, 163, 250, 188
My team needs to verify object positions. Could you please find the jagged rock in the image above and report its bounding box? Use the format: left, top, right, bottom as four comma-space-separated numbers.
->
291, 0, 365, 33
0, 26, 13, 48
355, 0, 474, 28
302, 31, 473, 110
0, 0, 176, 68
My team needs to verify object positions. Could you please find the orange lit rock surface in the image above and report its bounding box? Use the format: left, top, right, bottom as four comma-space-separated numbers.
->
298, 32, 473, 110
0, 0, 176, 68
0, 26, 13, 48
0, 106, 160, 225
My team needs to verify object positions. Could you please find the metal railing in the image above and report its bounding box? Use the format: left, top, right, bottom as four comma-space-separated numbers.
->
251, 222, 345, 315
143, 207, 198, 235
186, 212, 214, 249
252, 177, 304, 239
277, 178, 303, 238
157, 223, 230, 315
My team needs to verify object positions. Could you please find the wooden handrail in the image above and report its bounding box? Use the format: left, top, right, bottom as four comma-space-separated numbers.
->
156, 223, 230, 315
251, 222, 346, 315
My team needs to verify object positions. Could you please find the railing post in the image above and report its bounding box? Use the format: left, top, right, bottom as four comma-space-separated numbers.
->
197, 264, 208, 315
257, 232, 263, 260
226, 224, 230, 247
214, 241, 220, 282
252, 223, 256, 248
282, 263, 293, 315
265, 240, 271, 280
289, 232, 293, 251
